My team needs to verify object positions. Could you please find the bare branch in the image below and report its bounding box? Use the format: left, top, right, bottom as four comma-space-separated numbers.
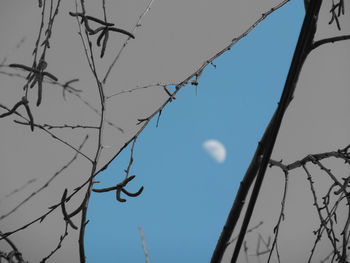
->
13, 119, 93, 163
103, 0, 155, 83
40, 222, 69, 263
267, 171, 289, 263
15, 120, 99, 130
311, 34, 350, 50
0, 178, 37, 203
0, 135, 88, 221
60, 189, 78, 230
138, 226, 150, 263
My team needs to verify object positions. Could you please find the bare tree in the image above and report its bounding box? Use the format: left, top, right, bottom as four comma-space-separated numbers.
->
0, 0, 349, 262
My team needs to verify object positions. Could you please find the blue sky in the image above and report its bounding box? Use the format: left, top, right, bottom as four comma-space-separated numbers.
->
86, 1, 304, 262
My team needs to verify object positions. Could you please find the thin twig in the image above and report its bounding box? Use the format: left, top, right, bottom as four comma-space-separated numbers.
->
267, 171, 289, 263
40, 222, 69, 263
124, 137, 137, 179
102, 0, 155, 84
311, 34, 350, 50
12, 118, 93, 163
226, 221, 264, 247
15, 121, 99, 130
138, 226, 150, 263
0, 135, 89, 221
0, 178, 37, 203
106, 82, 175, 100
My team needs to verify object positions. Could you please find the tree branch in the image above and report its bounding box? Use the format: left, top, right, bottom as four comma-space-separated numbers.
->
311, 34, 350, 50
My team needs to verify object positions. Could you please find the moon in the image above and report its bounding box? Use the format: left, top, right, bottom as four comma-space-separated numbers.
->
203, 139, 226, 163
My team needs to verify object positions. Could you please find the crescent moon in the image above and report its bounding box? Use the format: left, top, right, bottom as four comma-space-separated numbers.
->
203, 139, 226, 163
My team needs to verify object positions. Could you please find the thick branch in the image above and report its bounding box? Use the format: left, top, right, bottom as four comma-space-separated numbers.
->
229, 1, 322, 262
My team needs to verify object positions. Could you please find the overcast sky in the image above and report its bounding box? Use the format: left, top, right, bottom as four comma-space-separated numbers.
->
0, 0, 349, 262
